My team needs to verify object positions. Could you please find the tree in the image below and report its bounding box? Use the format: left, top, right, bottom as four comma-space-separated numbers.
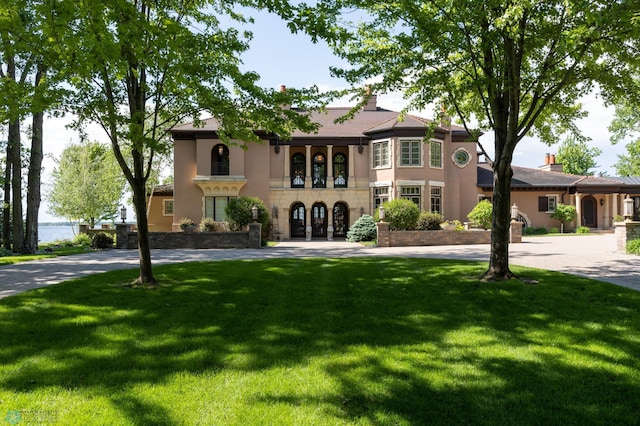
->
284, 0, 636, 280
609, 89, 640, 176
45, 0, 321, 284
47, 141, 126, 227
555, 137, 602, 176
550, 203, 577, 233
614, 140, 640, 176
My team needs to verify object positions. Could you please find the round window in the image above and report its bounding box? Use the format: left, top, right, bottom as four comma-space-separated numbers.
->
453, 149, 470, 167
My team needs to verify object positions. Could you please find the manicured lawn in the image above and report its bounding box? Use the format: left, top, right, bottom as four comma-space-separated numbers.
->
0, 245, 90, 265
1, 258, 639, 425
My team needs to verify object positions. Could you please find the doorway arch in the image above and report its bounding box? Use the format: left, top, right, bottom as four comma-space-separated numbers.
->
581, 195, 597, 228
312, 202, 327, 237
333, 202, 349, 237
290, 202, 306, 238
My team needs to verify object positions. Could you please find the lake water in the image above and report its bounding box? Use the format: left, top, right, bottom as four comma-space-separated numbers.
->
38, 225, 78, 243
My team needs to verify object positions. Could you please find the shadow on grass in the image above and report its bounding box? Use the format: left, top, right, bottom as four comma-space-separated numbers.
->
1, 258, 639, 423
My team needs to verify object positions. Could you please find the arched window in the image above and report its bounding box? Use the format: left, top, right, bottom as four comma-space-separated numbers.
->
211, 144, 229, 176
291, 153, 305, 188
333, 153, 347, 188
290, 202, 306, 238
312, 153, 326, 188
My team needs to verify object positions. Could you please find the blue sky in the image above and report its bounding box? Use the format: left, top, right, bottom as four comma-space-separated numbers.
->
39, 8, 628, 222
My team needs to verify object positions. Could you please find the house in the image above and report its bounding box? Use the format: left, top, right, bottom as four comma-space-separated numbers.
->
147, 92, 640, 238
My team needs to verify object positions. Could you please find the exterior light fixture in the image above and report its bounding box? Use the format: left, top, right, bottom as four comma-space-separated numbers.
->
510, 203, 519, 221
624, 195, 634, 221
252, 205, 259, 222
379, 206, 385, 221
600, 198, 604, 206
120, 205, 127, 223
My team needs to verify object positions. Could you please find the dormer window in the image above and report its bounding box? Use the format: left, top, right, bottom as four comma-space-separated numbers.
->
211, 144, 229, 175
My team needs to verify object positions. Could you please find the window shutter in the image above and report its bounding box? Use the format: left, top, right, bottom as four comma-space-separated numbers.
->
538, 196, 548, 212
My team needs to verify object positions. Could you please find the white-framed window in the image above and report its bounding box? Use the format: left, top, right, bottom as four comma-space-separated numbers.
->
401, 186, 421, 206
538, 195, 558, 213
205, 196, 235, 221
373, 186, 389, 209
430, 186, 442, 214
372, 140, 390, 168
400, 139, 421, 167
163, 199, 174, 216
430, 140, 442, 168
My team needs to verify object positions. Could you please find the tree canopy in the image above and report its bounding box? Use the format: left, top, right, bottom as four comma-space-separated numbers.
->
282, 0, 639, 279
47, 141, 126, 227
555, 137, 601, 176
609, 87, 640, 176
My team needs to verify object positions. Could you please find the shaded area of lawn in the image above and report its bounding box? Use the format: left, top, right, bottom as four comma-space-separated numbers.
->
1, 258, 639, 424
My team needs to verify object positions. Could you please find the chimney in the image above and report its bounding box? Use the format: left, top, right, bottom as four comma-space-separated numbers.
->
279, 85, 290, 110
549, 154, 556, 165
544, 153, 550, 165
362, 85, 377, 111
440, 104, 451, 129
539, 153, 563, 172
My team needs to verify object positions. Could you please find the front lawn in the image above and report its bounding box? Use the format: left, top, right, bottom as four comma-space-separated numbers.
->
1, 258, 639, 425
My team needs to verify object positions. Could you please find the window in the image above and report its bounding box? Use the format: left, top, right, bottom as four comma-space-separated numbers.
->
312, 153, 326, 188
333, 202, 349, 237
538, 195, 558, 213
333, 153, 347, 187
400, 140, 421, 166
430, 141, 442, 168
452, 148, 471, 167
374, 186, 389, 209
211, 144, 229, 175
373, 140, 390, 168
430, 186, 442, 214
401, 186, 421, 206
291, 153, 305, 188
205, 196, 234, 221
163, 199, 174, 216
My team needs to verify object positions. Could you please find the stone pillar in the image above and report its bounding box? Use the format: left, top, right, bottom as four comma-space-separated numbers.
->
612, 193, 620, 220
305, 207, 312, 241
116, 223, 131, 249
615, 220, 640, 253
78, 224, 89, 234
376, 221, 390, 247
509, 220, 523, 244
305, 144, 312, 189
604, 194, 611, 229
327, 145, 334, 188
248, 223, 262, 249
348, 145, 356, 185
575, 193, 582, 227
283, 145, 291, 188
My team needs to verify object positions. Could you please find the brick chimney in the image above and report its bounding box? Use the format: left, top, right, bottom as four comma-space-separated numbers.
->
539, 153, 563, 172
279, 84, 290, 110
362, 85, 377, 111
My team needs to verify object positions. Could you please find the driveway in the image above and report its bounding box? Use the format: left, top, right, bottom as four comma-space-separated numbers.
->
1, 233, 638, 299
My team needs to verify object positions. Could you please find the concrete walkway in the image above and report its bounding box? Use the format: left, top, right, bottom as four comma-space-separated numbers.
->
1, 234, 638, 299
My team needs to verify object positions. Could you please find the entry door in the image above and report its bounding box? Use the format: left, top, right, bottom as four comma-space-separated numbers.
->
290, 203, 306, 238
581, 196, 597, 228
312, 203, 327, 237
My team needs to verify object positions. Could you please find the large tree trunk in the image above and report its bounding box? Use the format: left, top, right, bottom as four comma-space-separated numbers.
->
25, 102, 44, 254
131, 175, 156, 285
2, 138, 11, 250
8, 117, 24, 253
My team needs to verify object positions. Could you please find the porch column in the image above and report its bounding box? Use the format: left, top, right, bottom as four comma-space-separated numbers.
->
326, 145, 334, 188
305, 145, 312, 189
327, 205, 334, 241
575, 193, 582, 227
604, 194, 611, 229
283, 145, 291, 188
348, 145, 356, 184
612, 193, 620, 220
305, 206, 312, 241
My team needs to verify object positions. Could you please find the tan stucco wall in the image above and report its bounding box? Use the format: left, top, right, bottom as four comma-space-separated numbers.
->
147, 195, 173, 232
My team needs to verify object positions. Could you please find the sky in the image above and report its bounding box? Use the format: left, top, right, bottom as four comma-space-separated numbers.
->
38, 8, 628, 222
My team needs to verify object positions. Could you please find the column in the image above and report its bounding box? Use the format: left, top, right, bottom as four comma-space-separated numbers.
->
604, 194, 611, 229
305, 205, 312, 241
575, 193, 582, 227
612, 193, 620, 221
305, 145, 312, 189
348, 145, 356, 184
327, 145, 334, 188
283, 145, 291, 188
327, 205, 334, 241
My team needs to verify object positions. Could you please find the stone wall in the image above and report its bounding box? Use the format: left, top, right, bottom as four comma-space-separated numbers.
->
376, 221, 522, 247
614, 221, 640, 252
116, 223, 262, 249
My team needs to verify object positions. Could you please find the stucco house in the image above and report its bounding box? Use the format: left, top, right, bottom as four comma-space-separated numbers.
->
147, 92, 640, 238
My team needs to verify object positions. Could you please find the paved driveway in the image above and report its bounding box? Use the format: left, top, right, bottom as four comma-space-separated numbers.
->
1, 233, 638, 299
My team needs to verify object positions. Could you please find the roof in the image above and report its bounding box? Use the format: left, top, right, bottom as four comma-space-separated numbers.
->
612, 176, 640, 185
477, 163, 628, 192
171, 106, 470, 141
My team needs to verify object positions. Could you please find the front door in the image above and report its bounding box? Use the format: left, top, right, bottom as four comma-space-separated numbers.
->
333, 202, 349, 237
312, 202, 327, 237
290, 203, 306, 238
581, 196, 597, 228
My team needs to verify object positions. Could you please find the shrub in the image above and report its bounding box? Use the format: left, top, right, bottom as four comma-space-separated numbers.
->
199, 217, 218, 232
382, 199, 420, 230
91, 232, 114, 249
0, 247, 12, 257
523, 226, 548, 235
346, 215, 377, 242
627, 238, 640, 255
225, 196, 270, 239
73, 233, 92, 246
548, 227, 560, 234
576, 226, 590, 234
179, 217, 196, 230
467, 200, 492, 229
416, 211, 444, 230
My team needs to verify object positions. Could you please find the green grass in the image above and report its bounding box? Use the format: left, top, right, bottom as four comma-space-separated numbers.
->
1, 258, 639, 425
0, 245, 90, 265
